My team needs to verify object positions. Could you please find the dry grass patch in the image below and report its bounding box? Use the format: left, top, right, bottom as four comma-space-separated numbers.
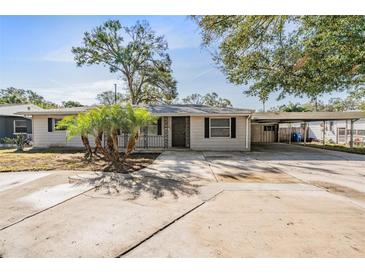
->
298, 143, 365, 155
0, 148, 159, 173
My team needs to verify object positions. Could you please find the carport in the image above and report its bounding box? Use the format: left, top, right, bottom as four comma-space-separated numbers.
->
251, 111, 365, 148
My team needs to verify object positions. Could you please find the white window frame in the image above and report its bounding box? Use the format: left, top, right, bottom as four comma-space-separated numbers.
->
13, 120, 28, 134
210, 117, 231, 138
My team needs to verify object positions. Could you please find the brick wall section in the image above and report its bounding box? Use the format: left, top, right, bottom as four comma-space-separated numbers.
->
185, 116, 190, 148
163, 116, 168, 148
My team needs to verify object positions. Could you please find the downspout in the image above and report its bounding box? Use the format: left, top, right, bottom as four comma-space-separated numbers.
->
246, 114, 251, 151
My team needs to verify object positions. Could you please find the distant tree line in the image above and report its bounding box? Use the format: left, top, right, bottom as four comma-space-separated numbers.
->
270, 90, 365, 112
0, 87, 85, 109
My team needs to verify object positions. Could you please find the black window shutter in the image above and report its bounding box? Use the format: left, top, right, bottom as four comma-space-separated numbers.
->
157, 117, 162, 135
204, 118, 209, 138
231, 117, 236, 138
48, 118, 53, 132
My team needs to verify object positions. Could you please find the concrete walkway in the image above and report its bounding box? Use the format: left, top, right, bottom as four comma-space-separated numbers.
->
0, 171, 51, 192
1, 144, 365, 257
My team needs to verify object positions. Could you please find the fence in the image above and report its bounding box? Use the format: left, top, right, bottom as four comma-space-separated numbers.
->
118, 134, 164, 148
278, 127, 308, 142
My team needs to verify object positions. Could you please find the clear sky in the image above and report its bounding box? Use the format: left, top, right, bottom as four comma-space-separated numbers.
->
0, 15, 344, 110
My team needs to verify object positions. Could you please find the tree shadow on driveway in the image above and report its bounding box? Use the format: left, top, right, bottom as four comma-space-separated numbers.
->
69, 172, 200, 200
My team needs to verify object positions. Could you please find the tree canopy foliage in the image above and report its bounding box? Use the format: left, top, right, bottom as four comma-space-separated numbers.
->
182, 92, 232, 107
0, 87, 58, 109
193, 16, 365, 102
62, 100, 83, 108
96, 90, 126, 105
270, 90, 365, 112
72, 20, 178, 105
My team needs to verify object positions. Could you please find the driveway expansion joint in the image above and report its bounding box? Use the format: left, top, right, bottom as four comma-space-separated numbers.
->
116, 189, 224, 258
0, 186, 96, 231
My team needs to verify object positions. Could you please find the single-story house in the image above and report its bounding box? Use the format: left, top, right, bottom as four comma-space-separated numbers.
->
16, 105, 365, 150
0, 104, 43, 142
16, 105, 253, 151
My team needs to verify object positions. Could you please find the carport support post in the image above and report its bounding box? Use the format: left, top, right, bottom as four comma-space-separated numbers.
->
288, 123, 292, 144
303, 122, 307, 146
345, 120, 348, 146
322, 121, 326, 146
350, 119, 354, 148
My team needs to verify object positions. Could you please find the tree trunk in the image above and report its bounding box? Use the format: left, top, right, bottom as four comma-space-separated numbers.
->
125, 132, 139, 158
94, 132, 110, 160
94, 132, 104, 153
126, 75, 137, 105
81, 135, 93, 159
105, 134, 121, 166
106, 135, 114, 155
111, 131, 120, 162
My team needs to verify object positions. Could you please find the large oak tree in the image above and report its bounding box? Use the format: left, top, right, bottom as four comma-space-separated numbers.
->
193, 16, 365, 102
72, 20, 178, 105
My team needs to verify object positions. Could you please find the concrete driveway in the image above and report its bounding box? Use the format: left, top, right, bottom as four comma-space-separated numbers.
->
1, 144, 365, 257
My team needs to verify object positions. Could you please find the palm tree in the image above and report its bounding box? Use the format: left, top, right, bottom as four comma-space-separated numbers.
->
58, 104, 155, 165
56, 114, 93, 159
124, 104, 156, 157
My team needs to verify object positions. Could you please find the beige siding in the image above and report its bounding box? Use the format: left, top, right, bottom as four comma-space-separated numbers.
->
190, 116, 249, 151
32, 115, 94, 148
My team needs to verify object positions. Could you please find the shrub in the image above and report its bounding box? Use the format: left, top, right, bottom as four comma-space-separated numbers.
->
1, 134, 30, 152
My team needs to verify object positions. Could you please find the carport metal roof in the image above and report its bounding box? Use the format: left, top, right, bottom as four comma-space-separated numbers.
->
252, 111, 365, 123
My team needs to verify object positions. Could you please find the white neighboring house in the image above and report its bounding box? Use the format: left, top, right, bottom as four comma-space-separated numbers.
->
306, 119, 365, 145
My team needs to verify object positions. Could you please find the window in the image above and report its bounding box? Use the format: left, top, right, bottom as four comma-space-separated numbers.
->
147, 123, 158, 135
14, 120, 28, 133
54, 118, 66, 131
264, 125, 275, 131
338, 128, 346, 136
357, 130, 365, 136
210, 118, 230, 137
329, 121, 334, 131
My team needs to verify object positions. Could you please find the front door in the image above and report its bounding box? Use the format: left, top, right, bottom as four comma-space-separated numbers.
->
172, 117, 186, 147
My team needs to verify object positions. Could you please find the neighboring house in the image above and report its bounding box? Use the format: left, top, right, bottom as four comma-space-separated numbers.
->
306, 119, 365, 145
17, 105, 365, 150
0, 104, 43, 142
17, 105, 253, 151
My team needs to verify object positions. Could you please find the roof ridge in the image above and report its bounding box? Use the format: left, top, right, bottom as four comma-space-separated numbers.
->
0, 103, 36, 107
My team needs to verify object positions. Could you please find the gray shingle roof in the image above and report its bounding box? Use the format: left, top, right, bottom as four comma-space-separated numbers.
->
0, 104, 43, 117
16, 106, 90, 115
144, 104, 254, 115
16, 104, 254, 116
